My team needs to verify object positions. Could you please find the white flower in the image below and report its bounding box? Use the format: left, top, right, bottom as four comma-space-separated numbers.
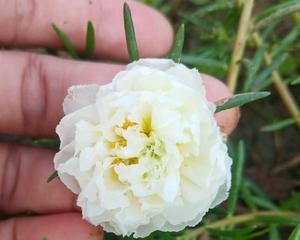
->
54, 58, 232, 238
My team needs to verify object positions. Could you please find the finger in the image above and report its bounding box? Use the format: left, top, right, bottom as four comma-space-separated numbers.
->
0, 51, 238, 137
0, 51, 124, 137
0, 0, 173, 59
0, 213, 102, 240
202, 74, 240, 135
0, 143, 76, 215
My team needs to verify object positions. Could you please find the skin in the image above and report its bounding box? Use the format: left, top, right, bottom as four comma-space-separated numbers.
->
0, 0, 239, 239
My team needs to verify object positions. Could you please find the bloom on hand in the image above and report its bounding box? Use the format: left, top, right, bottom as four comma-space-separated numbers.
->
54, 59, 232, 237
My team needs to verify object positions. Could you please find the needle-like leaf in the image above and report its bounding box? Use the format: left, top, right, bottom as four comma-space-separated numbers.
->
169, 24, 185, 62
227, 140, 246, 216
47, 171, 58, 183
52, 23, 79, 59
85, 21, 95, 59
215, 92, 270, 113
33, 138, 60, 150
291, 77, 300, 85
288, 225, 300, 240
261, 117, 297, 132
123, 3, 139, 61
255, 215, 300, 226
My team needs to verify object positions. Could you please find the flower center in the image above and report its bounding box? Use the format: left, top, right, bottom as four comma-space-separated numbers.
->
109, 115, 165, 166
143, 134, 164, 160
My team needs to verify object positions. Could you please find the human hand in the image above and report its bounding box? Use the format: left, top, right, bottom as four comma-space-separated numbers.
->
0, 0, 239, 239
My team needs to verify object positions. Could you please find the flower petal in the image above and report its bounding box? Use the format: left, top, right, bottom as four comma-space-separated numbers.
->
63, 84, 100, 114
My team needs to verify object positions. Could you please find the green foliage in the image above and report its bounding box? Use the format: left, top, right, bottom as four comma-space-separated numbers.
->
47, 171, 58, 183
104, 230, 184, 240
123, 3, 140, 61
85, 21, 95, 59
261, 118, 297, 132
254, 53, 287, 87
227, 140, 246, 216
207, 226, 262, 239
52, 23, 79, 59
255, 0, 300, 22
169, 24, 185, 62
182, 55, 228, 70
33, 138, 60, 150
215, 92, 270, 113
269, 225, 281, 240
240, 180, 257, 211
255, 215, 300, 226
255, 3, 300, 30
291, 77, 300, 85
271, 25, 300, 58
52, 21, 97, 60
243, 178, 279, 210
288, 225, 300, 240
280, 192, 300, 211
242, 47, 266, 91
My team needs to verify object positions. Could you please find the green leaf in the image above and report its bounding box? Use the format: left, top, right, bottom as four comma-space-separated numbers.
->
209, 207, 228, 217
182, 55, 228, 70
272, 25, 300, 58
255, 0, 300, 21
288, 225, 300, 240
242, 47, 266, 91
255, 3, 300, 30
215, 92, 270, 113
85, 21, 95, 59
255, 215, 300, 226
253, 196, 279, 210
252, 47, 266, 73
241, 59, 255, 92
47, 171, 58, 183
254, 53, 288, 85
244, 228, 270, 240
227, 140, 246, 216
208, 226, 257, 238
244, 177, 278, 209
254, 77, 273, 91
52, 23, 79, 59
261, 20, 281, 40
33, 138, 60, 150
208, 226, 269, 240
291, 77, 300, 85
280, 192, 300, 211
240, 179, 257, 211
169, 24, 185, 62
269, 225, 281, 240
123, 3, 139, 61
244, 177, 270, 201
261, 118, 297, 132
192, 1, 234, 16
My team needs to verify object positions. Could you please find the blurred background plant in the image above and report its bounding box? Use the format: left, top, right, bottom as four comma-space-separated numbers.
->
1, 0, 299, 239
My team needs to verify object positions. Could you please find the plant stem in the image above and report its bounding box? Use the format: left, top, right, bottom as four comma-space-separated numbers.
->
227, 0, 254, 92
177, 211, 300, 239
252, 32, 300, 128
